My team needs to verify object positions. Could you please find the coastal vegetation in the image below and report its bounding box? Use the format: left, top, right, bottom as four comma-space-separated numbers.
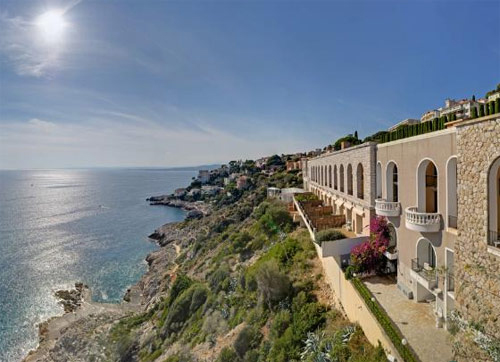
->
100, 159, 385, 362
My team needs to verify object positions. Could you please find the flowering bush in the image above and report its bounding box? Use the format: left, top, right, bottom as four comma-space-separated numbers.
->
350, 216, 390, 273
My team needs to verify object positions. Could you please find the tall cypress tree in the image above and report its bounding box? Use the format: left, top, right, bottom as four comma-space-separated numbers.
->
471, 106, 478, 119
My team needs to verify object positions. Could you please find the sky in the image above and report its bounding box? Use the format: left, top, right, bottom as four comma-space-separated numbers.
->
0, 0, 499, 169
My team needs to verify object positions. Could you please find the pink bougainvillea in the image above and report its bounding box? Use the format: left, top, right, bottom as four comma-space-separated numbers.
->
350, 216, 390, 273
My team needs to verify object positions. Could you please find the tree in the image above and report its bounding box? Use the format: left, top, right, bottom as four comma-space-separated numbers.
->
354, 130, 358, 139
472, 95, 476, 101
471, 107, 478, 119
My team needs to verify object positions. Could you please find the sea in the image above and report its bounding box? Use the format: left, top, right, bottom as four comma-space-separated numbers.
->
0, 168, 196, 361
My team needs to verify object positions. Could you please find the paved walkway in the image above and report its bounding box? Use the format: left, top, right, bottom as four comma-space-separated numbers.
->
364, 275, 454, 362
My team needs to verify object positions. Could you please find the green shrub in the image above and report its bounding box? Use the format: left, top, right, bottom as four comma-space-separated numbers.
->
294, 193, 319, 202
232, 231, 253, 251
234, 325, 262, 358
167, 274, 193, 306
315, 229, 346, 242
217, 347, 241, 362
259, 204, 294, 235
270, 310, 292, 339
208, 264, 230, 293
163, 284, 208, 335
255, 261, 292, 309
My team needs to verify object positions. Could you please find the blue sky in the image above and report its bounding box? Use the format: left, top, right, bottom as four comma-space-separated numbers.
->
0, 0, 499, 169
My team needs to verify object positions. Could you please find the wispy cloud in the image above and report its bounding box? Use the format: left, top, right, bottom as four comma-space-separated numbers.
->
0, 114, 310, 169
0, 12, 60, 77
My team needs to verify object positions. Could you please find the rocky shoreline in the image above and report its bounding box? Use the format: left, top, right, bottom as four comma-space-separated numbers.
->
147, 195, 211, 219
23, 220, 194, 362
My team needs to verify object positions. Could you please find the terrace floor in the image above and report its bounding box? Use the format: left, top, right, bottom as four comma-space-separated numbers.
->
363, 275, 454, 362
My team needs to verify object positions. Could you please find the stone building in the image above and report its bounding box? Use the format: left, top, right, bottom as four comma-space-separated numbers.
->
301, 114, 499, 361
303, 142, 377, 236
453, 115, 500, 361
376, 128, 457, 324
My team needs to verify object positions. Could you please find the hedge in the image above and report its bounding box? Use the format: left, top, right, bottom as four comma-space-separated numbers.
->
294, 193, 319, 202
380, 118, 445, 144
351, 278, 420, 362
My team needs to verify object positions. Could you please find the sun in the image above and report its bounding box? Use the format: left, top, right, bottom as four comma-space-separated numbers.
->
36, 9, 68, 44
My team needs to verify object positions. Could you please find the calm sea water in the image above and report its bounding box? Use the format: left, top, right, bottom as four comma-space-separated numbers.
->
0, 168, 195, 361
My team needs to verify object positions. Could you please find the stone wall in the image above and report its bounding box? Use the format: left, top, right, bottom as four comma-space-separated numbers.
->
306, 142, 377, 207
455, 115, 500, 361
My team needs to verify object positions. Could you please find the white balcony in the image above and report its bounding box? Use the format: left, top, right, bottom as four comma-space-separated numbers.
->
375, 199, 401, 217
384, 246, 398, 260
405, 207, 441, 232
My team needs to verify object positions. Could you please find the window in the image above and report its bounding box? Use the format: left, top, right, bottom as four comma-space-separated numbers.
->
339, 165, 345, 192
347, 164, 353, 195
488, 156, 500, 248
357, 163, 364, 199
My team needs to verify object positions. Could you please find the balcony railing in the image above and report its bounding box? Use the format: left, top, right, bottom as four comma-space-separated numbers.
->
375, 199, 401, 217
411, 258, 438, 283
405, 207, 441, 232
488, 230, 500, 249
448, 215, 457, 229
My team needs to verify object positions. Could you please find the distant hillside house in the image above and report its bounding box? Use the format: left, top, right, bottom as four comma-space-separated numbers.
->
286, 160, 302, 171
421, 98, 483, 123
388, 118, 420, 132
236, 175, 249, 190
255, 157, 269, 169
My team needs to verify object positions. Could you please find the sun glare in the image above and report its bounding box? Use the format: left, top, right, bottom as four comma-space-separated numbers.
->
36, 10, 67, 44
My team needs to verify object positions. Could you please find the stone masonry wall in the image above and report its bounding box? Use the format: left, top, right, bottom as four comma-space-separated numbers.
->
455, 116, 500, 361
306, 142, 377, 208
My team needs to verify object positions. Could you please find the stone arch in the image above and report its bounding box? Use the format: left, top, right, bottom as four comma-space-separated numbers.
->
386, 161, 399, 202
417, 158, 438, 213
357, 163, 364, 199
488, 156, 500, 246
347, 164, 353, 195
339, 165, 345, 192
333, 165, 338, 190
416, 238, 436, 268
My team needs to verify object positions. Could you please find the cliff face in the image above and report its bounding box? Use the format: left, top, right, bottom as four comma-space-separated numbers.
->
25, 166, 384, 362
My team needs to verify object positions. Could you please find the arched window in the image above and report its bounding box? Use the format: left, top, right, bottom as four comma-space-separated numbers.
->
339, 165, 345, 192
488, 156, 500, 247
376, 162, 382, 199
334, 165, 338, 190
386, 162, 398, 202
328, 165, 332, 188
418, 160, 438, 213
388, 223, 397, 250
357, 163, 364, 199
417, 238, 436, 269
447, 157, 457, 229
347, 164, 353, 195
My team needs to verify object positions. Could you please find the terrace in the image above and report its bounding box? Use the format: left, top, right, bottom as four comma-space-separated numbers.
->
363, 275, 453, 362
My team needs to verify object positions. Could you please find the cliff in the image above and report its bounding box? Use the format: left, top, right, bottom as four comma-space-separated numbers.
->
24, 162, 385, 362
